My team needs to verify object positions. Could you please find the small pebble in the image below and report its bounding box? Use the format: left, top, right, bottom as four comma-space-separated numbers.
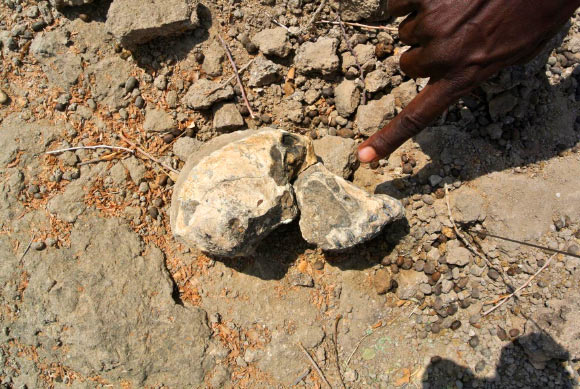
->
119, 108, 128, 120
509, 328, 520, 338
195, 52, 205, 64
32, 241, 46, 251
422, 194, 435, 205
344, 368, 358, 383
125, 76, 138, 93
450, 320, 461, 330
260, 114, 272, 124
148, 207, 159, 219
469, 314, 481, 325
487, 269, 500, 281
430, 355, 442, 364
497, 326, 508, 341
414, 260, 425, 272
446, 304, 458, 316
459, 299, 471, 309
313, 260, 325, 270
322, 86, 334, 97
31, 21, 47, 31
469, 336, 479, 348
138, 182, 149, 193
375, 42, 393, 60
290, 272, 314, 287
336, 128, 354, 138
135, 96, 145, 108
567, 244, 580, 256
0, 93, 12, 108
45, 238, 57, 247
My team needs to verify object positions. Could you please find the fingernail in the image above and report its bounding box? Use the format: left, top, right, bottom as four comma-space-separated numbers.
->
358, 146, 377, 163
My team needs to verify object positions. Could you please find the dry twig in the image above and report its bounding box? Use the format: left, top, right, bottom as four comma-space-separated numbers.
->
119, 133, 179, 177
271, 18, 291, 32
298, 342, 332, 389
345, 330, 373, 367
292, 367, 312, 386
77, 152, 124, 166
337, 16, 367, 105
217, 35, 255, 119
469, 229, 580, 260
18, 235, 34, 265
300, 0, 328, 35
483, 254, 557, 316
318, 19, 398, 32
45, 145, 134, 155
205, 59, 254, 96
333, 315, 347, 389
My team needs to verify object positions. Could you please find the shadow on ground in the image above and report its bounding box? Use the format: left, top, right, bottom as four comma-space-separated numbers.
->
422, 332, 575, 388
375, 34, 579, 200
128, 4, 213, 70
211, 216, 410, 281
60, 1, 213, 71
59, 0, 113, 22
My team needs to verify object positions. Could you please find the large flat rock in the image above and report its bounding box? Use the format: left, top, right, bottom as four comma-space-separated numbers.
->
106, 0, 201, 47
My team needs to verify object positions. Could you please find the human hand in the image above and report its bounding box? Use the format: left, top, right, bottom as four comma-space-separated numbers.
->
358, 0, 580, 163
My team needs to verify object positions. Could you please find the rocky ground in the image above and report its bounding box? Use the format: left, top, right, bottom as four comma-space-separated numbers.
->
0, 0, 579, 388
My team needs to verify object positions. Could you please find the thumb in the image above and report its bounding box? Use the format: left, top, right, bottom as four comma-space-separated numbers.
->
358, 78, 464, 163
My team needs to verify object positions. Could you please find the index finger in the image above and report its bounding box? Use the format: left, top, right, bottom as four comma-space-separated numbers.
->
357, 78, 465, 163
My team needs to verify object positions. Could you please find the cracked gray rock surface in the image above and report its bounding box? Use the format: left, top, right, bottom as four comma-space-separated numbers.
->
294, 163, 405, 250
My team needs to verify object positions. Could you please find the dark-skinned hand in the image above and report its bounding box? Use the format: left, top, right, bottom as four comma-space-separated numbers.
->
358, 0, 580, 163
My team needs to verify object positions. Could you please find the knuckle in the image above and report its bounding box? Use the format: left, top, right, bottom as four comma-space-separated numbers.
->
400, 112, 426, 138
371, 130, 396, 156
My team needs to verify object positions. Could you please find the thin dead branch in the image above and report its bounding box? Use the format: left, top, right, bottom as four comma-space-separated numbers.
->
483, 253, 557, 316
18, 235, 34, 265
345, 330, 373, 367
217, 34, 255, 119
205, 59, 254, 96
77, 151, 124, 166
45, 145, 134, 155
119, 133, 179, 177
298, 342, 332, 389
337, 16, 367, 105
469, 229, 580, 260
318, 19, 398, 32
300, 0, 328, 35
333, 315, 347, 389
292, 367, 312, 386
269, 15, 291, 32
